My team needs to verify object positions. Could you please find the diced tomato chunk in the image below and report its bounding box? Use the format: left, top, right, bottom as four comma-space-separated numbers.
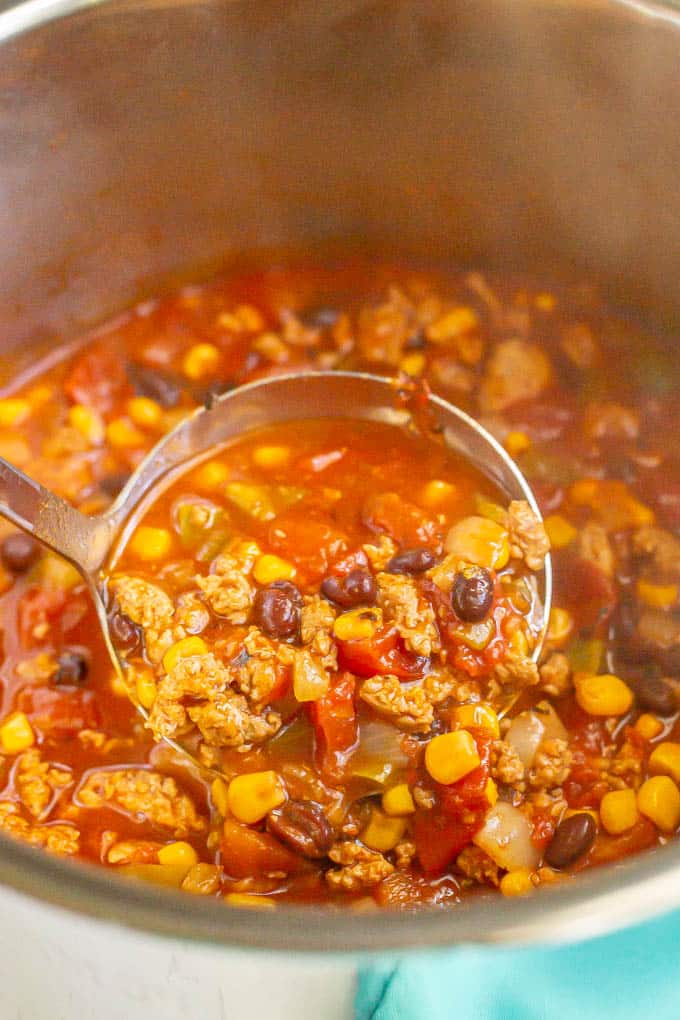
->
16, 685, 100, 735
18, 588, 67, 647
362, 492, 441, 548
414, 812, 478, 875
63, 344, 130, 415
221, 820, 303, 878
268, 512, 348, 583
336, 627, 427, 679
555, 554, 617, 634
18, 588, 88, 648
308, 671, 358, 783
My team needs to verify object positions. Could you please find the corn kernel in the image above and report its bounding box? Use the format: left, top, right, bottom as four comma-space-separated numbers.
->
426, 307, 479, 343
252, 445, 291, 470
211, 777, 229, 817
505, 431, 532, 457
485, 778, 499, 807
544, 514, 577, 550
192, 460, 230, 491
333, 607, 382, 642
637, 775, 680, 833
182, 343, 221, 380
454, 703, 500, 738
135, 669, 157, 710
425, 730, 480, 785
399, 352, 426, 377
636, 579, 678, 610
635, 713, 664, 741
227, 770, 286, 824
500, 868, 534, 897
445, 516, 510, 570
0, 436, 31, 466
157, 841, 199, 876
68, 404, 105, 444
534, 292, 556, 312
547, 607, 574, 647
575, 674, 633, 717
162, 636, 208, 674
419, 479, 457, 509
181, 863, 221, 895
361, 808, 407, 852
382, 784, 416, 817
110, 674, 129, 698
128, 525, 173, 562
569, 479, 600, 506
649, 742, 680, 784
0, 398, 30, 428
600, 789, 639, 835
0, 711, 35, 753
127, 396, 163, 430
27, 385, 52, 409
253, 554, 296, 585
38, 554, 82, 591
106, 417, 146, 449
225, 893, 276, 910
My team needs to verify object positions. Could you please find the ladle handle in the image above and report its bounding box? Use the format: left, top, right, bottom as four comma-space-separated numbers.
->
0, 458, 113, 575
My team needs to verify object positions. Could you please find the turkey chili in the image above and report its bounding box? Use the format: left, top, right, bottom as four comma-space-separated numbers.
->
0, 260, 677, 909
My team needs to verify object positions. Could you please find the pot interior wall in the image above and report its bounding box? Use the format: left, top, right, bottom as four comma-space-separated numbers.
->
0, 0, 679, 351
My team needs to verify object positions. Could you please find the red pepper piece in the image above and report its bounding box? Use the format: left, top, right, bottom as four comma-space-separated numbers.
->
336, 628, 428, 679
308, 671, 358, 783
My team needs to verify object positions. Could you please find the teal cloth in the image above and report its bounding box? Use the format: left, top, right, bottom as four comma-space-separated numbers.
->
355, 909, 680, 1019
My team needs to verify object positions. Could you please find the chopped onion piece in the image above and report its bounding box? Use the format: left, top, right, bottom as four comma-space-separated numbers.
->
505, 701, 567, 767
473, 802, 540, 872
350, 720, 409, 785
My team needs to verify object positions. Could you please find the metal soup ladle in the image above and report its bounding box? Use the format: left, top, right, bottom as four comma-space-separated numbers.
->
0, 371, 552, 749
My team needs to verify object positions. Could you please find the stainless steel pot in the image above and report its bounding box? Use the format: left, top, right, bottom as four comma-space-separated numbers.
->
1, 0, 680, 1010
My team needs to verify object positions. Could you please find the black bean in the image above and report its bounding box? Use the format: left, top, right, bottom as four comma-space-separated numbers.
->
634, 675, 678, 716
300, 306, 339, 329
386, 547, 437, 575
99, 472, 131, 498
451, 567, 494, 623
126, 362, 182, 409
267, 799, 334, 858
320, 569, 377, 608
545, 813, 596, 869
0, 533, 41, 574
252, 581, 303, 639
54, 649, 89, 686
109, 610, 141, 652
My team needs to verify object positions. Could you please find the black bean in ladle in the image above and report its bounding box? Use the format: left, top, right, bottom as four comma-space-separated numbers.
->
386, 547, 437, 575
320, 569, 377, 608
253, 582, 303, 639
451, 567, 495, 623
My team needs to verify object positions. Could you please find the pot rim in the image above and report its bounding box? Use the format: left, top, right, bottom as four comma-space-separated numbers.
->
3, 0, 680, 953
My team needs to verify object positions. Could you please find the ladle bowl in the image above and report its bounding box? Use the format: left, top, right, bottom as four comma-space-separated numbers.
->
0, 370, 552, 746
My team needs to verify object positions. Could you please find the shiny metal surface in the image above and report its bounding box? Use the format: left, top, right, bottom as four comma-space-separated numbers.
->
0, 370, 552, 744
0, 0, 679, 951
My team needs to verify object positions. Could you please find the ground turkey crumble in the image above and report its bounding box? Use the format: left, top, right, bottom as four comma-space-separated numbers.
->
326, 841, 394, 891
377, 572, 440, 656
195, 552, 254, 623
76, 768, 206, 837
0, 802, 79, 855
148, 653, 281, 749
